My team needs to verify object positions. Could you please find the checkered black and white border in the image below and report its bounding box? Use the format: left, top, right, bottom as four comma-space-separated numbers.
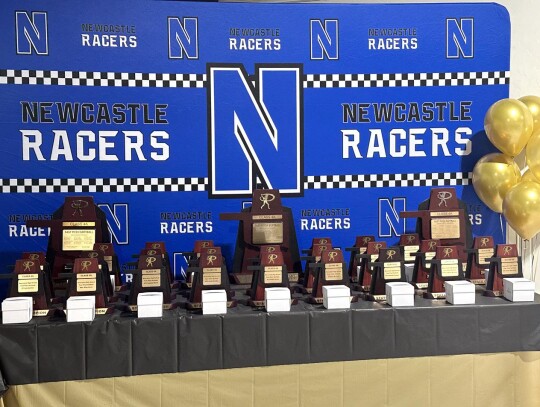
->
303, 71, 509, 88
0, 177, 207, 193
1, 172, 471, 193
0, 69, 206, 88
0, 69, 508, 88
304, 172, 471, 189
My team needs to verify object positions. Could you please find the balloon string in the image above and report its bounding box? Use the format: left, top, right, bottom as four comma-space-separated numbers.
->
499, 214, 505, 241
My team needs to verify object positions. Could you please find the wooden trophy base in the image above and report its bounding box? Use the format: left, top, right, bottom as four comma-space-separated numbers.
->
128, 303, 176, 312
367, 294, 386, 302
96, 307, 115, 315
307, 296, 324, 304
33, 309, 57, 317
423, 292, 446, 299
469, 278, 486, 285
232, 273, 253, 285
354, 284, 370, 292
301, 287, 313, 294
186, 300, 237, 310
483, 290, 503, 297
413, 282, 428, 289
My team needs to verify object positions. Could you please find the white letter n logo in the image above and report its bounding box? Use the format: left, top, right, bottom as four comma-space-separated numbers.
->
208, 64, 303, 197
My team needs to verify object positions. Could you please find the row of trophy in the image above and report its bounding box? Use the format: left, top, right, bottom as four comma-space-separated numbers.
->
0, 187, 526, 320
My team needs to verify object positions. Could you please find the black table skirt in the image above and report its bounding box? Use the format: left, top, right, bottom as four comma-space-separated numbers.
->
1, 289, 539, 386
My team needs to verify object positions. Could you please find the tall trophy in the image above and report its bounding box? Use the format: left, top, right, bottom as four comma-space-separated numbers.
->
26, 196, 110, 284
187, 250, 235, 309
1, 258, 55, 317
411, 239, 439, 289
400, 188, 471, 269
356, 241, 386, 291
220, 189, 301, 284
465, 236, 494, 285
424, 246, 464, 299
308, 249, 349, 304
484, 244, 522, 297
248, 247, 291, 307
345, 235, 374, 283
367, 247, 407, 301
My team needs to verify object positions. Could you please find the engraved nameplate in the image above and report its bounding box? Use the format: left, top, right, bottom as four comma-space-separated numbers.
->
477, 248, 494, 265
18, 274, 39, 293
383, 262, 402, 280
63, 229, 96, 251
252, 214, 283, 220
440, 259, 459, 277
142, 269, 161, 288
62, 221, 96, 227
404, 245, 420, 262
324, 263, 343, 281
264, 266, 283, 284
76, 273, 97, 292
252, 222, 283, 244
202, 270, 222, 286
501, 257, 519, 275
430, 218, 460, 239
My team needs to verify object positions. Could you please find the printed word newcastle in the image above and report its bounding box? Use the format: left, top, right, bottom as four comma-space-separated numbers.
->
20, 102, 170, 162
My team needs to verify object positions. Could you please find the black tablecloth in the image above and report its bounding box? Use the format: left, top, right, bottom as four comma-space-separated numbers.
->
1, 289, 539, 386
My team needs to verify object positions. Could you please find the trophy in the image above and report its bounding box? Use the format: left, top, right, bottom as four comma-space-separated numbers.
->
79, 251, 114, 298
484, 244, 522, 297
398, 233, 420, 264
308, 249, 349, 304
345, 236, 374, 283
127, 254, 174, 311
302, 243, 331, 294
465, 236, 494, 285
187, 251, 235, 309
21, 252, 54, 297
180, 240, 215, 287
424, 246, 464, 299
0, 258, 55, 317
61, 257, 114, 314
220, 189, 301, 284
367, 247, 407, 301
411, 239, 439, 289
144, 242, 174, 282
400, 188, 470, 268
93, 243, 123, 290
356, 241, 387, 291
26, 196, 110, 284
248, 247, 291, 307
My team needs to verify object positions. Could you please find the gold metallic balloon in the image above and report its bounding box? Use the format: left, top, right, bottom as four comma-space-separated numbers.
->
472, 153, 521, 213
519, 95, 540, 137
522, 169, 540, 183
503, 180, 540, 240
484, 98, 533, 157
526, 132, 540, 180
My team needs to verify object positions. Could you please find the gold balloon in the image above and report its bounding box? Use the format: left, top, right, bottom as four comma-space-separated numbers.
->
503, 180, 540, 240
484, 98, 533, 157
526, 132, 540, 180
519, 95, 540, 137
522, 169, 540, 183
472, 153, 521, 213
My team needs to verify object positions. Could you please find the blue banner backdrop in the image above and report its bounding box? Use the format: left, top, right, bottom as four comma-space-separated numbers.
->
0, 0, 510, 298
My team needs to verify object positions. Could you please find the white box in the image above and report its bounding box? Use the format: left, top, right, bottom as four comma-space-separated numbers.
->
503, 278, 535, 302
445, 281, 475, 305
66, 296, 95, 322
323, 285, 351, 309
404, 264, 414, 283
137, 292, 163, 318
265, 287, 291, 312
2, 297, 33, 324
202, 290, 227, 315
386, 282, 415, 307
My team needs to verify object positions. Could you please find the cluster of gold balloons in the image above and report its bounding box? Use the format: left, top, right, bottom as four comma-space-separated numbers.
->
473, 96, 540, 240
